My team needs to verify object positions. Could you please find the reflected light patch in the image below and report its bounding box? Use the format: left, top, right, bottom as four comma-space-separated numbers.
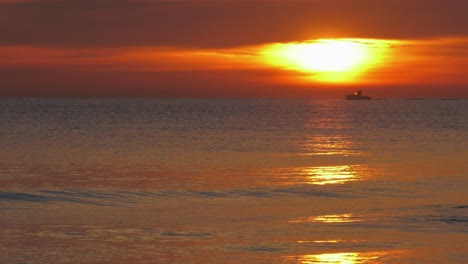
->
313, 240, 341, 244
302, 135, 357, 156
284, 252, 384, 264
289, 213, 361, 223
296, 240, 341, 244
304, 166, 357, 185
272, 165, 368, 185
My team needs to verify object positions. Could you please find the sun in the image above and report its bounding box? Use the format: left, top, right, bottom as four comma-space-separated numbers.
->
280, 39, 369, 72
261, 38, 385, 83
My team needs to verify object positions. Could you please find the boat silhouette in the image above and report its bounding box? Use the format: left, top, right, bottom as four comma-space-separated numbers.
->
345, 90, 371, 100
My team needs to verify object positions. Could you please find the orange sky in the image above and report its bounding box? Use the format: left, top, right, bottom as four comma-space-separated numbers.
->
1, 0, 468, 98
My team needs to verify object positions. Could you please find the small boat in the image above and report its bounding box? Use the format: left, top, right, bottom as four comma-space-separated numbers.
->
345, 90, 371, 100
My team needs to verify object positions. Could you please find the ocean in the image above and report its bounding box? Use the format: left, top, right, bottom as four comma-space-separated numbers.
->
1, 98, 467, 263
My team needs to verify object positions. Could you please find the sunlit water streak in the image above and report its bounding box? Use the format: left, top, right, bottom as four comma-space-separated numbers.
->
271, 165, 375, 185
288, 214, 362, 224
283, 251, 388, 264
0, 98, 467, 263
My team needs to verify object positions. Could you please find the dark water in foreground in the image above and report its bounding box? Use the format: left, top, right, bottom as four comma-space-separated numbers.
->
1, 98, 467, 263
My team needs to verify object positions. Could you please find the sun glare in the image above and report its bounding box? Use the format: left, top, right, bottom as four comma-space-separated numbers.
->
262, 38, 390, 83
281, 40, 369, 72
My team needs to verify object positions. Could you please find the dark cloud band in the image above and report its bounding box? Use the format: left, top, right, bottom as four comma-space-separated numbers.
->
1, 0, 468, 48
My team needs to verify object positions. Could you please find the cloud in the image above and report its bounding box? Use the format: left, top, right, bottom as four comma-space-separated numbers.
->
1, 0, 468, 48
0, 45, 266, 73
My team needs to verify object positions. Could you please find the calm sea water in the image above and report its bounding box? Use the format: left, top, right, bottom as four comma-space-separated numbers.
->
1, 98, 467, 263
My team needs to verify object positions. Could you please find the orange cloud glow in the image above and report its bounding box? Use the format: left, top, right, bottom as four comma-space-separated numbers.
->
0, 46, 263, 71
1, 37, 468, 98
260, 37, 468, 87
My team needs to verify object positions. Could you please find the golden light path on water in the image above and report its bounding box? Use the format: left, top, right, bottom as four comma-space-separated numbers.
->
302, 135, 358, 156
303, 166, 358, 185
288, 213, 361, 223
270, 130, 378, 185
283, 252, 386, 264
297, 240, 342, 244
272, 165, 373, 185
261, 38, 395, 83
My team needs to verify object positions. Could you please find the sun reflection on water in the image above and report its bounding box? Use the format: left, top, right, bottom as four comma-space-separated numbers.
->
302, 135, 357, 156
297, 240, 341, 244
289, 213, 361, 223
284, 252, 385, 264
273, 165, 373, 185
304, 166, 357, 185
